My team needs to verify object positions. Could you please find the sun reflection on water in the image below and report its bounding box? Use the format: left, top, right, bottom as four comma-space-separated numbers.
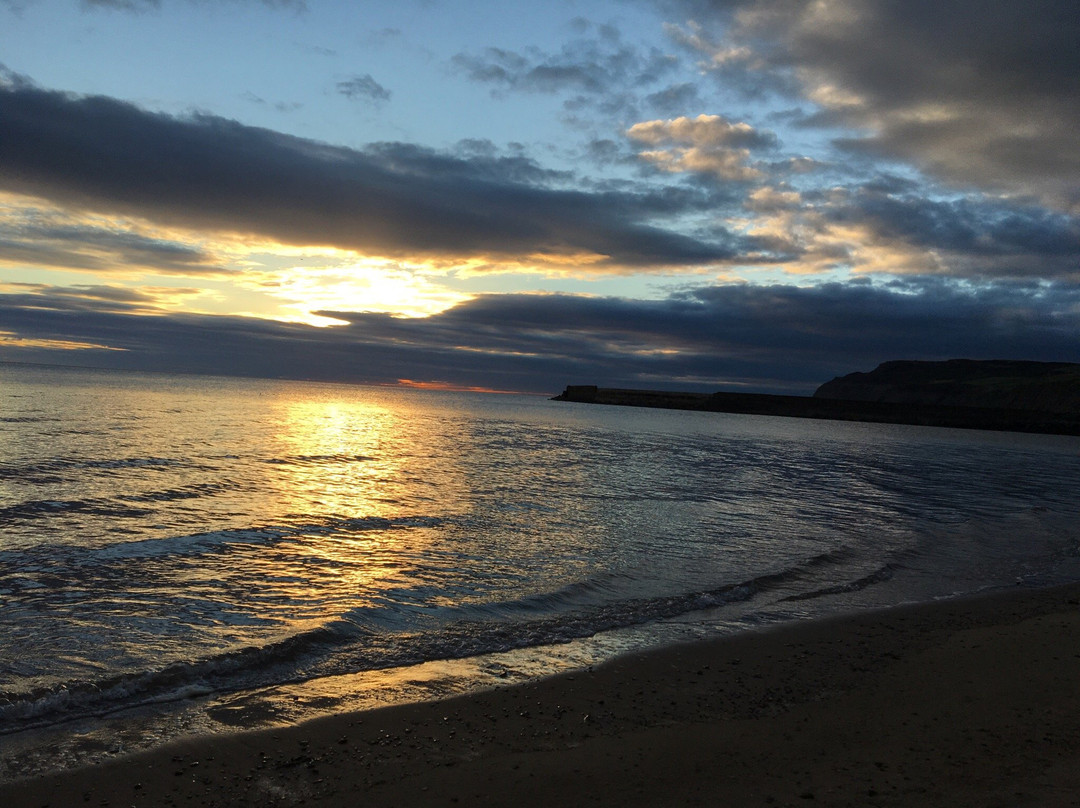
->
223, 387, 476, 626
267, 395, 404, 520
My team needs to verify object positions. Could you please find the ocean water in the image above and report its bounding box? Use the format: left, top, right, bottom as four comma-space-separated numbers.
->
3, 362, 1080, 780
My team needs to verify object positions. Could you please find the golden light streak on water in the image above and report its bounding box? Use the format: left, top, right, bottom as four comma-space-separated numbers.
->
231, 388, 476, 621
270, 396, 402, 517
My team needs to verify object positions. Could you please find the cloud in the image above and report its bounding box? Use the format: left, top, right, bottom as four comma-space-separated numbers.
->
0, 196, 231, 276
743, 181, 1080, 281
240, 91, 303, 113
80, 0, 162, 9
629, 114, 777, 151
744, 186, 800, 213
644, 82, 702, 115
827, 190, 1080, 280
0, 281, 204, 314
77, 0, 307, 10
0, 84, 743, 269
335, 74, 391, 104
4, 279, 1078, 394
628, 114, 777, 181
0, 61, 33, 88
453, 28, 675, 95
663, 18, 798, 100
451, 22, 678, 122
673, 0, 1080, 209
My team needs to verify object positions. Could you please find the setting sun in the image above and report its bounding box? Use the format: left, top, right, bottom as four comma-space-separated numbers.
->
257, 259, 472, 326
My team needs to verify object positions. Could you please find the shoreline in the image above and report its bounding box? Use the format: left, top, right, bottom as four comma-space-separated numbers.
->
5, 582, 1080, 806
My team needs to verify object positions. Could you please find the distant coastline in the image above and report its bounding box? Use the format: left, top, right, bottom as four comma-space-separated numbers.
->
553, 360, 1080, 436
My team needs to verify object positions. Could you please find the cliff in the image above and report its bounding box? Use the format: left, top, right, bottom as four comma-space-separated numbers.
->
814, 359, 1080, 414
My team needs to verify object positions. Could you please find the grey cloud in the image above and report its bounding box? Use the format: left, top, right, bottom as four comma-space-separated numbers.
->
79, 0, 306, 10
0, 61, 34, 88
335, 74, 391, 103
583, 138, 635, 168
0, 84, 741, 267
451, 25, 677, 118
0, 282, 199, 314
299, 43, 337, 57
820, 186, 1080, 280
241, 91, 303, 113
4, 279, 1078, 394
363, 28, 402, 46
563, 90, 641, 122
0, 237, 225, 275
80, 0, 161, 10
644, 82, 702, 115
676, 0, 1080, 207
664, 18, 800, 100
0, 211, 230, 275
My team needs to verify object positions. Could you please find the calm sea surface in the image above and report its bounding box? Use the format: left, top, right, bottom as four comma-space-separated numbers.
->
3, 363, 1080, 779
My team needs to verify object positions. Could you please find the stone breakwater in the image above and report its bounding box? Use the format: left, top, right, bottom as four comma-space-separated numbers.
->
552, 385, 1080, 435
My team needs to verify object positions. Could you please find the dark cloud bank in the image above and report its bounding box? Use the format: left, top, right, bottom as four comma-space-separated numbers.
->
5, 280, 1079, 394
0, 83, 736, 268
4, 78, 1076, 283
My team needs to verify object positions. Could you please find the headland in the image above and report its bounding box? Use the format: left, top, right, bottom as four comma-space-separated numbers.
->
553, 359, 1080, 435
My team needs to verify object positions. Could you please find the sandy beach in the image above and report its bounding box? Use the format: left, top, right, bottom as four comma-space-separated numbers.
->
5, 582, 1080, 808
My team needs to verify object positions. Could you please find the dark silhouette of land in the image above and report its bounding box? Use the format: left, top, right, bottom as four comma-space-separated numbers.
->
553, 360, 1080, 435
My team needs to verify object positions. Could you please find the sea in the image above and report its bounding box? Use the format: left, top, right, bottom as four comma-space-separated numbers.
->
3, 362, 1080, 781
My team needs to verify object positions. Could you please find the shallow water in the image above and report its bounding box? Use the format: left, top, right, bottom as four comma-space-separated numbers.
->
3, 363, 1080, 779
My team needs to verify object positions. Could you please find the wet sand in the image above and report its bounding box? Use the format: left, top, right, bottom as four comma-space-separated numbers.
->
5, 583, 1080, 807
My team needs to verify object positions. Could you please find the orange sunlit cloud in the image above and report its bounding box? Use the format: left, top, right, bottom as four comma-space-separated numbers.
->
395, 379, 530, 395
0, 193, 232, 278
0, 331, 127, 351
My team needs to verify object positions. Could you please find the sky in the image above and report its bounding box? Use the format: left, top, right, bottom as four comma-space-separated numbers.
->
1, 0, 1079, 394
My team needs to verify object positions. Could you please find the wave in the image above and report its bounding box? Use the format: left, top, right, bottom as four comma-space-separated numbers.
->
262, 453, 376, 466
0, 483, 233, 528
0, 514, 445, 567
0, 624, 348, 731
117, 482, 236, 504
0, 455, 185, 482
0, 547, 888, 734
778, 563, 898, 602
88, 515, 440, 561
0, 499, 153, 523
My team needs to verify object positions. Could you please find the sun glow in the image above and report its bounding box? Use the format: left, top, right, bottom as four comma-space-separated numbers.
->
259, 259, 472, 326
